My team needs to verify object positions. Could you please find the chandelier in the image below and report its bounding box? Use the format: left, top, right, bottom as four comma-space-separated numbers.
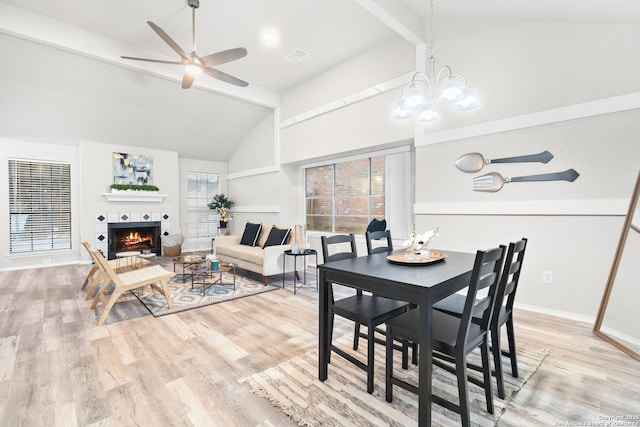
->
391, 0, 480, 122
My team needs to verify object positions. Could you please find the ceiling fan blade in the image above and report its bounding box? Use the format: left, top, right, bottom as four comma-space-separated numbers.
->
120, 56, 182, 65
203, 67, 249, 87
201, 47, 248, 67
182, 73, 196, 89
147, 21, 189, 60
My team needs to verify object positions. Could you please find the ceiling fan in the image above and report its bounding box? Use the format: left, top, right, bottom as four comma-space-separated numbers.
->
121, 0, 248, 89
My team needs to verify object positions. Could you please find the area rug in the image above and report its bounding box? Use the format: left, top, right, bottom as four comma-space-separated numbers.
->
134, 271, 279, 316
240, 335, 549, 426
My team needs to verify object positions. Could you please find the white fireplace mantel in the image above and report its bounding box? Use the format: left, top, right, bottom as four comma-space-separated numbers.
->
101, 191, 168, 202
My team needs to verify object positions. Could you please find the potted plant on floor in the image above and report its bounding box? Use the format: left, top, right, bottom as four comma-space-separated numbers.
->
208, 193, 235, 229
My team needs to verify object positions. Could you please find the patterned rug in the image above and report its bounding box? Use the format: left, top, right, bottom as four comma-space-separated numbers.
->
240, 335, 549, 426
134, 270, 279, 317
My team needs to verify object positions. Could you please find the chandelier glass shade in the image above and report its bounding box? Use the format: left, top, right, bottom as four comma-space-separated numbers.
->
391, 61, 480, 122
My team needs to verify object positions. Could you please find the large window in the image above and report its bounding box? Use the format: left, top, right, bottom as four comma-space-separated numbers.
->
186, 171, 220, 239
9, 159, 72, 253
305, 148, 412, 236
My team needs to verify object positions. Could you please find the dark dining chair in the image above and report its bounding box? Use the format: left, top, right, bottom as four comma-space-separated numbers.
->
385, 246, 505, 427
433, 238, 528, 398
321, 234, 410, 394
365, 229, 393, 254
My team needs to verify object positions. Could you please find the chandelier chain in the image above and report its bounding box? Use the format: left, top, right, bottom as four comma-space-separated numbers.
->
429, 0, 435, 58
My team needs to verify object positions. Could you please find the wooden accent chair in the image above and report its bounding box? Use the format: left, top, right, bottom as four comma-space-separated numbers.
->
321, 233, 410, 394
433, 238, 528, 398
80, 241, 150, 301
385, 246, 505, 426
89, 248, 175, 326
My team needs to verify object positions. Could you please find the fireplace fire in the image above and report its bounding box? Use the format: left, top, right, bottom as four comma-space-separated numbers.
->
107, 221, 161, 259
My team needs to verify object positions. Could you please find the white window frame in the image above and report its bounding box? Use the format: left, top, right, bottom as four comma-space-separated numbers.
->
186, 171, 220, 241
8, 158, 72, 254
303, 146, 412, 238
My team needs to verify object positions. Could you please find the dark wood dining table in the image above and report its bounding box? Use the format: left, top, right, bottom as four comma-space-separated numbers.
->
317, 248, 476, 426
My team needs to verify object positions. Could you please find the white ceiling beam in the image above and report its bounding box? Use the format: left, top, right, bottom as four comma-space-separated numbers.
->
353, 0, 426, 45
0, 2, 279, 108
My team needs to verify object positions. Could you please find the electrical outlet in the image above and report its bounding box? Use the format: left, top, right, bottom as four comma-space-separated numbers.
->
542, 270, 553, 285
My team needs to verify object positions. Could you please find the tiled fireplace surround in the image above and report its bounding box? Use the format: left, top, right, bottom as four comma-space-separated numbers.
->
94, 212, 172, 258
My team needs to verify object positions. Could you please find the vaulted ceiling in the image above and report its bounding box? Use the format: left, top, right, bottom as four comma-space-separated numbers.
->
1, 0, 639, 161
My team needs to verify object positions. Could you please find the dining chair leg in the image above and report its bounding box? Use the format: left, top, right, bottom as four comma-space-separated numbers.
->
481, 339, 494, 414
506, 316, 519, 377
353, 322, 361, 350
366, 324, 375, 393
401, 340, 409, 370
491, 325, 506, 399
328, 313, 335, 363
456, 353, 471, 427
411, 342, 418, 365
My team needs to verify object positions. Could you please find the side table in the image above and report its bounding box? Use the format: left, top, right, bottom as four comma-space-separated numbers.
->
172, 255, 205, 283
115, 251, 142, 272
282, 249, 318, 294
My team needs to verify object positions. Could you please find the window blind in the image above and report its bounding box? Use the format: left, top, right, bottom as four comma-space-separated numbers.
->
186, 171, 220, 239
9, 159, 72, 253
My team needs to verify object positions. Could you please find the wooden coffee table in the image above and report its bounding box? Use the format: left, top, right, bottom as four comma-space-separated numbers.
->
188, 262, 236, 296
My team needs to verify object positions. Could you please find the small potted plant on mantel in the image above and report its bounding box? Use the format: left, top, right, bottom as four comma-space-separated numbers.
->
207, 193, 235, 229
110, 184, 160, 193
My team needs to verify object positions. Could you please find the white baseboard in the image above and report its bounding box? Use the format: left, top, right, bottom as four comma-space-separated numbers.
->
514, 302, 595, 325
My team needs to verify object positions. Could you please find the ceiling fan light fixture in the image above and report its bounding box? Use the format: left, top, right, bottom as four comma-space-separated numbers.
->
120, 0, 249, 88
184, 63, 203, 75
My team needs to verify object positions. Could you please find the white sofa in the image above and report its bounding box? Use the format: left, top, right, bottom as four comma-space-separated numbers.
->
214, 224, 297, 285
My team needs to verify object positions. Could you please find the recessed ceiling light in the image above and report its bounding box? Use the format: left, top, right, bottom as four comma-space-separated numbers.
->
261, 28, 280, 47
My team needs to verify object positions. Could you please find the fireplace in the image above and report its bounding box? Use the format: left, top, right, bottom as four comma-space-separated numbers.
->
107, 221, 161, 259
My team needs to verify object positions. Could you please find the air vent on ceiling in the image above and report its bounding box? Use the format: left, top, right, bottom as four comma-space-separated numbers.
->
284, 48, 309, 63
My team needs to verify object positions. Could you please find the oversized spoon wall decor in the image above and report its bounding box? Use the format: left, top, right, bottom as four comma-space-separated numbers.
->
455, 151, 554, 173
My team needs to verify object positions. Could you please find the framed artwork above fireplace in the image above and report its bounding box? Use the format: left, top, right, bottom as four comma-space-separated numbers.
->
113, 152, 153, 185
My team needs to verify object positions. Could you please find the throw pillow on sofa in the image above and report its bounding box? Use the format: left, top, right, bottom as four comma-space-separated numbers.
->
240, 222, 263, 246
262, 226, 291, 248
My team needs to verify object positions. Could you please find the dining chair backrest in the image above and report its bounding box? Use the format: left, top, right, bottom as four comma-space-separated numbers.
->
459, 246, 506, 344
365, 230, 393, 255
491, 238, 528, 327
321, 234, 357, 263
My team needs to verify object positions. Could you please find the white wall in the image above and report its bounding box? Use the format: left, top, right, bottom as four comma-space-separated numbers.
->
228, 114, 276, 173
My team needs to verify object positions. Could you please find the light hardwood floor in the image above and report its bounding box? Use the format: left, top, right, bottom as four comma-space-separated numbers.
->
0, 261, 639, 426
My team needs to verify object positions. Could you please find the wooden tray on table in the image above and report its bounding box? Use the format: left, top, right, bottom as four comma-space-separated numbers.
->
386, 251, 447, 266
